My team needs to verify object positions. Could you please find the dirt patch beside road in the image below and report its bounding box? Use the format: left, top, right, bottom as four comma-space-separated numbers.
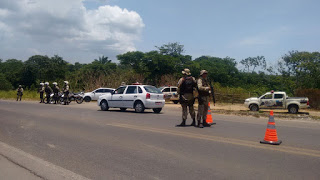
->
165, 102, 320, 120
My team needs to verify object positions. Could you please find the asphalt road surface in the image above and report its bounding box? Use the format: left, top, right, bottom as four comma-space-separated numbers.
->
1, 100, 320, 180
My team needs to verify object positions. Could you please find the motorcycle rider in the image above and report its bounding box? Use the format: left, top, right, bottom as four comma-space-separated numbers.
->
44, 82, 53, 104
52, 82, 60, 104
38, 83, 45, 103
63, 81, 70, 105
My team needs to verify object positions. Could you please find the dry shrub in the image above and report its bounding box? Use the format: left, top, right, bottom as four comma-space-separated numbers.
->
159, 74, 180, 87
295, 89, 320, 109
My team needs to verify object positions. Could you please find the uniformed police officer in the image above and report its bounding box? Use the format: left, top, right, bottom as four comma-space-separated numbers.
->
39, 83, 45, 103
63, 81, 70, 105
44, 82, 53, 104
52, 82, 60, 104
16, 85, 23, 101
197, 70, 212, 128
176, 69, 197, 127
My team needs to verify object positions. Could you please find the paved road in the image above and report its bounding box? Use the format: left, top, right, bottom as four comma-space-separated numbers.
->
0, 100, 320, 180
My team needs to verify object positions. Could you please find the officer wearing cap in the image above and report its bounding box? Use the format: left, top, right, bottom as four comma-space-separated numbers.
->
44, 82, 53, 104
176, 68, 197, 127
38, 83, 45, 103
63, 81, 70, 105
16, 85, 23, 101
52, 82, 60, 104
196, 70, 212, 128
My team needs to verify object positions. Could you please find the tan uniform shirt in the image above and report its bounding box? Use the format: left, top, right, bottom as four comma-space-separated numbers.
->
197, 77, 210, 95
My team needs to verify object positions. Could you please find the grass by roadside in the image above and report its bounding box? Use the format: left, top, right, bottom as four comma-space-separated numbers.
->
0, 90, 38, 101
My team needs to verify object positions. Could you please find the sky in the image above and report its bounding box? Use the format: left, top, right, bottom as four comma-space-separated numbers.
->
0, 0, 319, 67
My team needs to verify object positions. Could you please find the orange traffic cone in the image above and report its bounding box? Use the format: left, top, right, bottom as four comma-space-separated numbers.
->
206, 102, 216, 125
260, 111, 282, 145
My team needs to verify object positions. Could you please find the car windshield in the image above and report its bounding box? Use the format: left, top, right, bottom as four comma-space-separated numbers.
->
144, 86, 162, 94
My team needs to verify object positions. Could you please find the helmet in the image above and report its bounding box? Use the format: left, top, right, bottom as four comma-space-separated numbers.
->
64, 81, 69, 85
200, 70, 208, 76
45, 82, 49, 85
18, 85, 22, 88
40, 83, 44, 86
52, 82, 58, 86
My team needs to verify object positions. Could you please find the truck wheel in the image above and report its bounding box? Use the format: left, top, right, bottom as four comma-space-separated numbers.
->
100, 100, 109, 111
84, 96, 91, 102
153, 108, 162, 113
288, 105, 298, 114
134, 101, 145, 113
250, 104, 259, 111
172, 100, 179, 104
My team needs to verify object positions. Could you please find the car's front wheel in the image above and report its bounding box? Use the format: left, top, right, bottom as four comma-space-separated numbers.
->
172, 100, 179, 104
249, 104, 259, 111
100, 100, 109, 111
153, 108, 162, 113
84, 96, 91, 102
134, 101, 145, 113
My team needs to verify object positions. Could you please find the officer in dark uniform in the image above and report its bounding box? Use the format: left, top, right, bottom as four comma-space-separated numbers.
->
52, 82, 60, 104
44, 82, 53, 104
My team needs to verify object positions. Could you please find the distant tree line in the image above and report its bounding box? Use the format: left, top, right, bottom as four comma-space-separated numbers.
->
0, 42, 319, 96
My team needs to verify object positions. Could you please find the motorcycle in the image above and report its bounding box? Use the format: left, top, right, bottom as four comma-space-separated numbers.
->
60, 92, 84, 104
49, 92, 63, 104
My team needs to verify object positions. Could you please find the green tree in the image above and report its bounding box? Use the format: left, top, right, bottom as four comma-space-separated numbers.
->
0, 59, 24, 88
156, 42, 185, 57
117, 51, 145, 73
0, 73, 13, 90
240, 56, 266, 73
194, 56, 239, 86
278, 51, 320, 89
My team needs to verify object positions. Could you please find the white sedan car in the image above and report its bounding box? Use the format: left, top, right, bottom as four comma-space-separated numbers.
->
97, 85, 165, 113
83, 88, 115, 102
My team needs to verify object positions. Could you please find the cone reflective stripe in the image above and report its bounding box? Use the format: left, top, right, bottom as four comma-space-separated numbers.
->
260, 111, 282, 145
206, 102, 216, 125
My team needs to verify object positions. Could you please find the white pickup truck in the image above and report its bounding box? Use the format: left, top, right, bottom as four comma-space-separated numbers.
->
244, 91, 309, 113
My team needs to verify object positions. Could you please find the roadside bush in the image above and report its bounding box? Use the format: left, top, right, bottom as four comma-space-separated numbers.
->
295, 89, 320, 109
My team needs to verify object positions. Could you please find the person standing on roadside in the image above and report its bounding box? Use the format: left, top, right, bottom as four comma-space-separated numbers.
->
63, 81, 70, 105
197, 70, 212, 128
176, 69, 197, 127
52, 82, 60, 104
38, 83, 45, 103
16, 85, 23, 101
44, 82, 52, 104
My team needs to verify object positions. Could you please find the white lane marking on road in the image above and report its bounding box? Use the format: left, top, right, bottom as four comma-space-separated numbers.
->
106, 123, 320, 158
0, 141, 90, 180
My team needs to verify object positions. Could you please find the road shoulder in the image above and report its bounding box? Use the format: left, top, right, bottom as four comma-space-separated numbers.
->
0, 141, 90, 180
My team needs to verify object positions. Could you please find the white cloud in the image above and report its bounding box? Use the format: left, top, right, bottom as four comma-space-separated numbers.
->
0, 0, 144, 62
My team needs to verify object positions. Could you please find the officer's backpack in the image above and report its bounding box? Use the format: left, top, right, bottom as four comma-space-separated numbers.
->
180, 77, 195, 94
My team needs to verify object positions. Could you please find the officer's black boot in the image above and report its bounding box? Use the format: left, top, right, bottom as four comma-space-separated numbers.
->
190, 119, 196, 126
203, 121, 211, 127
197, 120, 204, 128
176, 119, 186, 127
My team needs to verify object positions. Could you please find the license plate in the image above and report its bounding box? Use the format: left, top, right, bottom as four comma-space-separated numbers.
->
155, 102, 162, 105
